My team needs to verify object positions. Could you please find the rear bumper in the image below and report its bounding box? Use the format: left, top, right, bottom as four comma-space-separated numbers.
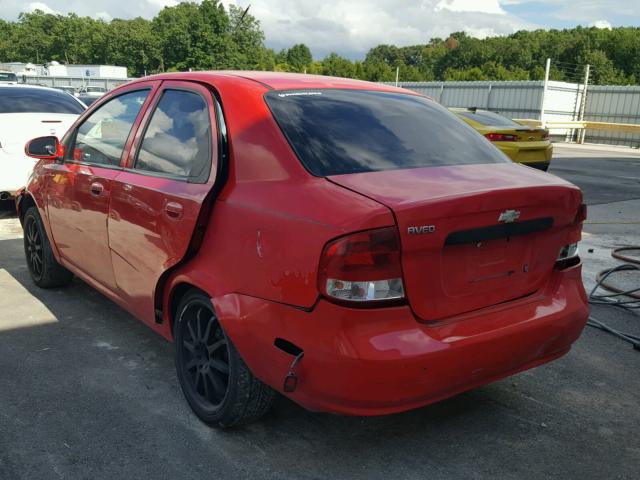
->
524, 161, 550, 171
214, 261, 588, 416
497, 142, 553, 166
0, 152, 36, 195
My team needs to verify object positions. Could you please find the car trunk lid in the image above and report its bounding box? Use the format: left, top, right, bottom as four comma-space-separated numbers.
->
0, 113, 78, 154
328, 163, 582, 321
512, 127, 548, 142
479, 126, 549, 142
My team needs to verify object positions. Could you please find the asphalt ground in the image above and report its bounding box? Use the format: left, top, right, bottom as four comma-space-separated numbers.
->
0, 144, 638, 479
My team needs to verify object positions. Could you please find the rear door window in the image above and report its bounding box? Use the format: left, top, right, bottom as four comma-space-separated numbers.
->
265, 90, 509, 176
134, 89, 211, 181
0, 86, 84, 114
0, 72, 17, 82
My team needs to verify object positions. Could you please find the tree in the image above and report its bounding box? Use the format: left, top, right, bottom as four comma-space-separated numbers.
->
49, 14, 108, 65
152, 0, 230, 71
2, 5, 640, 86
0, 19, 17, 61
286, 44, 313, 72
105, 18, 160, 76
362, 60, 394, 81
12, 10, 59, 63
227, 4, 267, 69
321, 53, 355, 78
443, 67, 487, 81
365, 45, 401, 65
581, 50, 629, 85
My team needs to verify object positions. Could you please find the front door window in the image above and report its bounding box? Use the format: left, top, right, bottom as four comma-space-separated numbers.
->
70, 90, 149, 166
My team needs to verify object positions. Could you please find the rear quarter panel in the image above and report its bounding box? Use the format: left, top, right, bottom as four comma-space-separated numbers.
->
160, 77, 394, 339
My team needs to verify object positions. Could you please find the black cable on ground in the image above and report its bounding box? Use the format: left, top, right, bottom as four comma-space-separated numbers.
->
587, 247, 640, 350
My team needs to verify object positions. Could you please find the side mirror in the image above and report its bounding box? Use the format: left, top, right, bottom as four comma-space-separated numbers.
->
25, 136, 63, 160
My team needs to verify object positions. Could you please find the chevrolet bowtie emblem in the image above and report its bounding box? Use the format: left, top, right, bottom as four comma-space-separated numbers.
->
498, 209, 520, 223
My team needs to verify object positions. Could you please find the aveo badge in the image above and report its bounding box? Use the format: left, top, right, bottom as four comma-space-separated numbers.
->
407, 225, 436, 235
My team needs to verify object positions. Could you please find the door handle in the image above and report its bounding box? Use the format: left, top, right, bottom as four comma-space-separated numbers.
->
165, 201, 183, 219
90, 182, 104, 196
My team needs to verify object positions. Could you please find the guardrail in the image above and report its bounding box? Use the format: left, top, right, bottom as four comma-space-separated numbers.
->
515, 119, 640, 134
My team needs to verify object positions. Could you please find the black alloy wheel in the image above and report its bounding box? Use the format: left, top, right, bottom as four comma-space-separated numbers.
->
22, 207, 73, 288
179, 299, 230, 411
24, 214, 43, 281
174, 290, 276, 428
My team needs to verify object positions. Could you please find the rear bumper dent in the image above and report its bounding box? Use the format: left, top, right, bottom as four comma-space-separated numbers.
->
214, 262, 588, 416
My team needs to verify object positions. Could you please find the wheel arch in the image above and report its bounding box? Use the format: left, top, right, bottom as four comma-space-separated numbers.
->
17, 190, 65, 264
163, 279, 213, 341
16, 191, 37, 226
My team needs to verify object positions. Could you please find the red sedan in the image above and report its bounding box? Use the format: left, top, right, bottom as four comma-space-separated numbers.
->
17, 72, 589, 427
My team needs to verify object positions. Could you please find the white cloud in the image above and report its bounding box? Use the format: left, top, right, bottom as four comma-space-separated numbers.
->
145, 0, 178, 7
228, 0, 532, 58
498, 0, 637, 20
436, 0, 506, 15
26, 2, 59, 14
94, 11, 113, 22
590, 19, 612, 29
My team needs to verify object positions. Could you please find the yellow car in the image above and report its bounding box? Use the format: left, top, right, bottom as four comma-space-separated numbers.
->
451, 108, 552, 171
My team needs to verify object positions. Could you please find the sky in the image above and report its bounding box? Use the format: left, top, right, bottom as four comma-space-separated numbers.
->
1, 0, 638, 59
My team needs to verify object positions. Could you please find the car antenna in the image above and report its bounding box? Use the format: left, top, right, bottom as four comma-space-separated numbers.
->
233, 5, 251, 33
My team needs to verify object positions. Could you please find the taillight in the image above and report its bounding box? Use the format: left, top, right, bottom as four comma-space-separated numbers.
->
485, 133, 518, 142
555, 242, 580, 270
542, 130, 550, 140
318, 227, 405, 304
557, 243, 579, 261
575, 203, 587, 223
555, 204, 586, 270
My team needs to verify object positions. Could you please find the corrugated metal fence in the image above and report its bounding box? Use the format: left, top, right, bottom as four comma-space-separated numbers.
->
583, 86, 640, 146
19, 75, 640, 147
22, 75, 129, 91
395, 80, 640, 147
399, 81, 545, 120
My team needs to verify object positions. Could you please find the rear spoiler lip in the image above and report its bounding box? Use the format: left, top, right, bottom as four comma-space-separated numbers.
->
482, 126, 547, 132
514, 126, 547, 132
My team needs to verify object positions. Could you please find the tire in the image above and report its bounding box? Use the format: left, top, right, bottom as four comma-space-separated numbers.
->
23, 207, 73, 288
174, 290, 275, 428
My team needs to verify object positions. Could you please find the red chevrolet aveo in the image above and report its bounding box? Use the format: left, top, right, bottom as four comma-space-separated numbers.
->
17, 72, 589, 427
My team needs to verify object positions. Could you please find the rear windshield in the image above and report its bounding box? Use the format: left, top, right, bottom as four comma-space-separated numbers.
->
78, 95, 98, 106
0, 72, 17, 82
0, 87, 84, 114
456, 110, 521, 127
265, 90, 509, 176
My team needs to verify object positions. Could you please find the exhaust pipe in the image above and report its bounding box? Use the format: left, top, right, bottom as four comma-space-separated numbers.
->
0, 192, 11, 201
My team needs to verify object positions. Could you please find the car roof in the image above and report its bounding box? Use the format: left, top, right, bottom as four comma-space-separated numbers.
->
0, 82, 65, 93
0, 82, 87, 109
133, 71, 421, 96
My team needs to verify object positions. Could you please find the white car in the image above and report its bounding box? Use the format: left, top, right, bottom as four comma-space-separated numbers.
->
53, 85, 78, 96
0, 83, 86, 199
77, 85, 107, 97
